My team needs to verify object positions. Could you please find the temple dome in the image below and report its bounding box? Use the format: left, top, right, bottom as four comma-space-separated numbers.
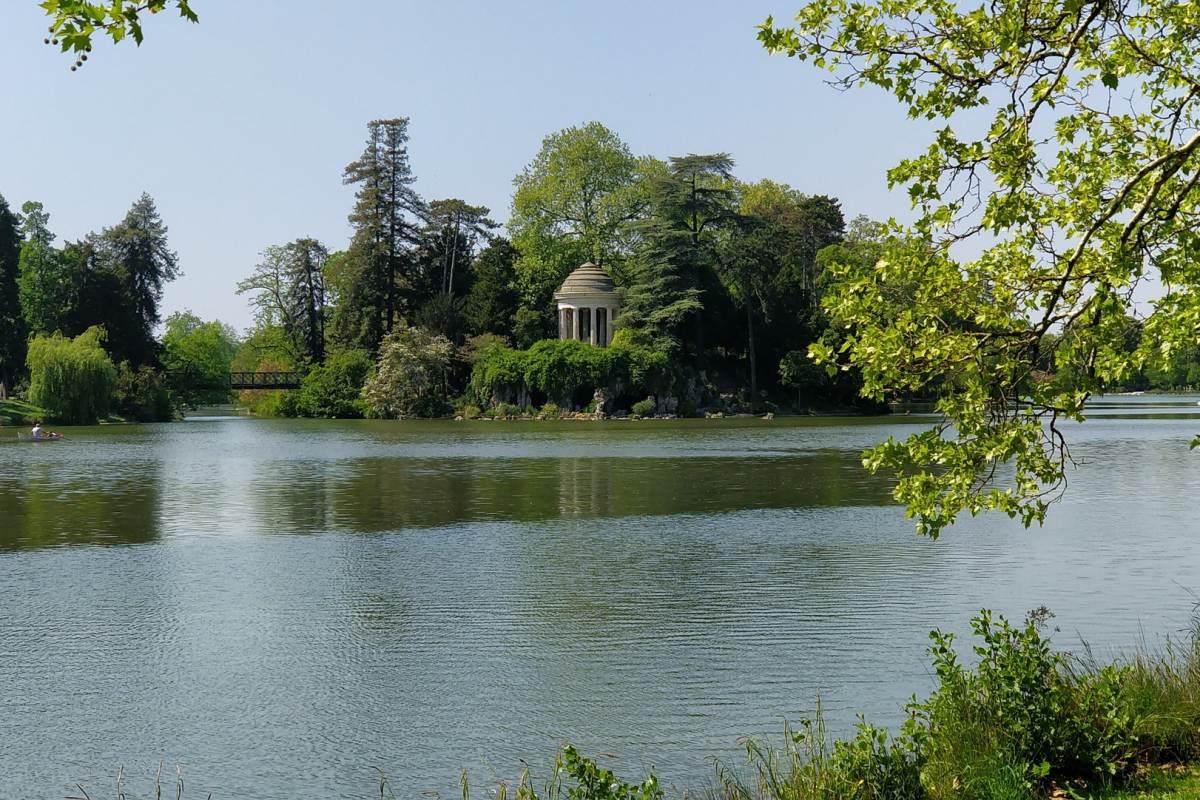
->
555, 262, 617, 298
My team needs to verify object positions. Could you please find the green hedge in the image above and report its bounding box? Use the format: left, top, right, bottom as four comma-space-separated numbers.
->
469, 339, 671, 408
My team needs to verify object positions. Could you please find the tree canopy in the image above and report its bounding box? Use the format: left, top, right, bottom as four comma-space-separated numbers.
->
41, 0, 198, 69
761, 0, 1200, 535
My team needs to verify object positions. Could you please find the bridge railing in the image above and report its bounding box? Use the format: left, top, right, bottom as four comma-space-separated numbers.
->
227, 372, 303, 390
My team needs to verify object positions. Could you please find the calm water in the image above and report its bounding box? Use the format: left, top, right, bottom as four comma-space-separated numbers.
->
2, 399, 1199, 798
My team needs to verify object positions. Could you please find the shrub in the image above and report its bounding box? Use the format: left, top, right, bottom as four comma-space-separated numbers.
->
631, 397, 655, 417
26, 326, 117, 424
294, 350, 372, 418
456, 403, 482, 420
489, 402, 522, 420
538, 402, 561, 419
718, 608, 1188, 800
362, 326, 455, 419
469, 339, 674, 408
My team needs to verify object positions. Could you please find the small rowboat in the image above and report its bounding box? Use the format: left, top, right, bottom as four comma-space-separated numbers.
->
15, 433, 64, 442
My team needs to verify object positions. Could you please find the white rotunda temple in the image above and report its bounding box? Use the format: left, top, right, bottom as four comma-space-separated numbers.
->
554, 262, 619, 347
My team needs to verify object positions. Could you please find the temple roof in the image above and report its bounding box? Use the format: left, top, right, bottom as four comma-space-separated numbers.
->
555, 262, 617, 298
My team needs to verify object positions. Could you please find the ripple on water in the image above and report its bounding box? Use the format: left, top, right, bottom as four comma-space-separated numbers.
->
0, 411, 1199, 798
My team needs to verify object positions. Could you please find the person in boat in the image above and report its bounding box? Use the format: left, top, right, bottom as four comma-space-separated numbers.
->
30, 420, 60, 440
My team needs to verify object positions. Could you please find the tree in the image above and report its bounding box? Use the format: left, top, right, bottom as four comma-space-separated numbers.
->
340, 118, 426, 354
509, 122, 653, 338
739, 183, 845, 390
294, 349, 373, 419
463, 237, 520, 337
627, 154, 740, 362
237, 238, 329, 365
26, 325, 116, 424
361, 326, 455, 419
761, 0, 1200, 535
42, 1, 198, 68
424, 199, 497, 298
719, 216, 778, 410
617, 220, 703, 355
0, 193, 24, 389
100, 193, 179, 367
160, 310, 239, 406
17, 201, 73, 337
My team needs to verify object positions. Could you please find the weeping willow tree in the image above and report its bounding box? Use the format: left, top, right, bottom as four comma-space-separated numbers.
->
27, 326, 117, 424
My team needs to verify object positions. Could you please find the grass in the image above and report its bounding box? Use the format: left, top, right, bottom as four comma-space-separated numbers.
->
0, 397, 44, 426
1095, 766, 1200, 798
706, 609, 1200, 800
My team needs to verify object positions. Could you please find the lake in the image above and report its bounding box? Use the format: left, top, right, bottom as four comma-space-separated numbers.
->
1, 398, 1199, 798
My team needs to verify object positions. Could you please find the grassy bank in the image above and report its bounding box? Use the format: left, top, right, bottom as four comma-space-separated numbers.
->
0, 398, 45, 426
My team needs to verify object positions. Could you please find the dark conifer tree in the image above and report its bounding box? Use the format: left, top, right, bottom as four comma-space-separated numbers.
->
0, 193, 24, 389
100, 193, 179, 366
341, 118, 425, 354
618, 222, 702, 355
463, 238, 520, 337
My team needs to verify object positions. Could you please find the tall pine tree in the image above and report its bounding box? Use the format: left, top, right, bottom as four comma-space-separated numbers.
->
0, 193, 23, 389
101, 193, 179, 367
339, 118, 425, 354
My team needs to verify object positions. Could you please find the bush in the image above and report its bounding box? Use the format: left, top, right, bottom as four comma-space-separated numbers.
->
631, 396, 655, 417
717, 608, 1200, 800
488, 402, 522, 420
294, 350, 372, 418
26, 326, 117, 424
456, 403, 482, 420
538, 402, 562, 419
469, 339, 674, 408
362, 327, 456, 419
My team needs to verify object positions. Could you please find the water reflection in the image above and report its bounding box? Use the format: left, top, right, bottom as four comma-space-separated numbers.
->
2, 407, 1199, 798
0, 421, 897, 550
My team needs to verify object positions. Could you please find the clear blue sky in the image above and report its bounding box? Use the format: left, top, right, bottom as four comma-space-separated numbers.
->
1, 1, 917, 331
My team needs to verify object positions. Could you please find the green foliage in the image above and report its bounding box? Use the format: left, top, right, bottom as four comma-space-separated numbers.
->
414, 293, 468, 344
237, 239, 329, 365
0, 193, 25, 388
456, 403, 482, 420
101, 193, 179, 367
161, 311, 238, 407
631, 397, 655, 417
509, 122, 653, 336
465, 238, 521, 337
293, 349, 372, 418
917, 610, 1139, 794
338, 118, 426, 355
361, 326, 455, 419
715, 607, 1200, 800
469, 339, 671, 409
112, 361, 173, 421
17, 201, 73, 337
42, 0, 198, 63
779, 352, 828, 396
26, 325, 116, 424
761, 0, 1200, 534
618, 220, 703, 355
557, 745, 662, 800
